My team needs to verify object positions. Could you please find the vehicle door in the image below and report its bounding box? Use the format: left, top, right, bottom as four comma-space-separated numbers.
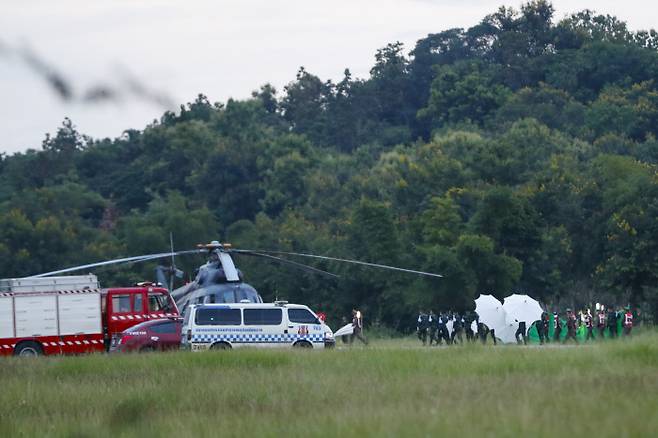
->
286, 308, 323, 346
148, 320, 182, 351
242, 307, 284, 348
107, 292, 143, 335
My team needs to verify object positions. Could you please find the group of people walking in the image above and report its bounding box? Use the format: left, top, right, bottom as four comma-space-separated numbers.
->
415, 311, 482, 346
535, 306, 635, 345
416, 306, 635, 346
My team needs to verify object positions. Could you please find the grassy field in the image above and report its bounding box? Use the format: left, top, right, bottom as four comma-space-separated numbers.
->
1, 334, 657, 437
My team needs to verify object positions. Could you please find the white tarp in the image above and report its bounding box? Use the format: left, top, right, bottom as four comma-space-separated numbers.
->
333, 323, 354, 338
503, 294, 544, 326
474, 294, 517, 344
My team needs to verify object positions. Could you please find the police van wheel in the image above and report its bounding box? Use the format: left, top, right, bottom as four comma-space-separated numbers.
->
210, 342, 231, 350
14, 341, 43, 357
293, 341, 313, 349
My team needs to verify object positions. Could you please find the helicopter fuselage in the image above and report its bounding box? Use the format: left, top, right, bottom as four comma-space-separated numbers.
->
172, 261, 263, 313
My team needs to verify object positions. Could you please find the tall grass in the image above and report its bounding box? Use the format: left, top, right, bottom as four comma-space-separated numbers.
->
1, 333, 657, 437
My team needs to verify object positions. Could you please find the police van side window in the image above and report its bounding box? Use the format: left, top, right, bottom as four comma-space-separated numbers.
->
244, 308, 282, 325
288, 309, 319, 324
195, 308, 241, 325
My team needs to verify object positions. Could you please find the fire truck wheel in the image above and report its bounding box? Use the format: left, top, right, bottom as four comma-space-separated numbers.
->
140, 346, 156, 353
293, 340, 313, 349
14, 341, 43, 357
210, 342, 231, 350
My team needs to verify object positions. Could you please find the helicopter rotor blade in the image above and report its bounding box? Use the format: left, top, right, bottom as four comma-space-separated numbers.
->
29, 249, 204, 278
232, 251, 339, 278
231, 249, 443, 278
218, 252, 240, 281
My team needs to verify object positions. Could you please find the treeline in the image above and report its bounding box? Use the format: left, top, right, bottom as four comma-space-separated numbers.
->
1, 1, 657, 328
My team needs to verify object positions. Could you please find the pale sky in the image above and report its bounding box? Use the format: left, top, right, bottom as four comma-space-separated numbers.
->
1, 0, 655, 154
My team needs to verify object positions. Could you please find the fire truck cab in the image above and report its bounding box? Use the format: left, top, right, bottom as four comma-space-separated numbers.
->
102, 282, 178, 345
0, 275, 178, 356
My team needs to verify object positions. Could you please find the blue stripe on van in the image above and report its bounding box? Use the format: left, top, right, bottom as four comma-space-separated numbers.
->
192, 333, 323, 343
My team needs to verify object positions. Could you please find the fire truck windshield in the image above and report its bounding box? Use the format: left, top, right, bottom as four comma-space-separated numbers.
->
148, 293, 173, 312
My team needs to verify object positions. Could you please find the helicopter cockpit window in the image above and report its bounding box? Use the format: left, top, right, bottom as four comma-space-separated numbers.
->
195, 308, 241, 326
288, 308, 320, 325
235, 290, 250, 302
222, 291, 236, 303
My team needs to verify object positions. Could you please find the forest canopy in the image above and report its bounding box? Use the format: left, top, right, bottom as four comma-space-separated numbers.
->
1, 1, 657, 329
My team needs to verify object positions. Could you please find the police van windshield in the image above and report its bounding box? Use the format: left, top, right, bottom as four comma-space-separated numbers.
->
288, 308, 320, 324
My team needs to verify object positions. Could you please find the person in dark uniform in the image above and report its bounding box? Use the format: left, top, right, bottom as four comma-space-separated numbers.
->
451, 313, 464, 344
428, 310, 438, 346
553, 311, 562, 342
541, 312, 550, 344
607, 307, 618, 338
478, 322, 488, 344
596, 308, 606, 340
563, 309, 578, 344
477, 319, 496, 345
515, 321, 528, 345
438, 312, 451, 345
464, 312, 474, 342
416, 310, 430, 345
350, 309, 368, 345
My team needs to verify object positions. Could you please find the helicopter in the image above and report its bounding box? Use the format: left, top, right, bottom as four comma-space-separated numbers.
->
30, 240, 443, 313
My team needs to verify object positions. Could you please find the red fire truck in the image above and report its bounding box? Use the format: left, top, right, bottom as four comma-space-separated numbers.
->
0, 275, 178, 356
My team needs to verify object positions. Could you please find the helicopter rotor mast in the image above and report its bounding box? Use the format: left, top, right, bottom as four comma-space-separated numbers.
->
197, 240, 240, 281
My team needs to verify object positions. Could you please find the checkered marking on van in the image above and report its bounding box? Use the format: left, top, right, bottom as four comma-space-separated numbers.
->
192, 333, 324, 344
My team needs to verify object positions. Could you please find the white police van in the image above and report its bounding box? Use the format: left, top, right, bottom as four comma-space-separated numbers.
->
181, 301, 335, 350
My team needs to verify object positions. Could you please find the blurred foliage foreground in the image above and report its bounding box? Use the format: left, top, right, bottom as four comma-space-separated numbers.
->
0, 332, 657, 437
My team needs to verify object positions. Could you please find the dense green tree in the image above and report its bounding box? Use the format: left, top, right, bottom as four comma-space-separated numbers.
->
419, 60, 511, 129
586, 81, 658, 141
494, 83, 586, 135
